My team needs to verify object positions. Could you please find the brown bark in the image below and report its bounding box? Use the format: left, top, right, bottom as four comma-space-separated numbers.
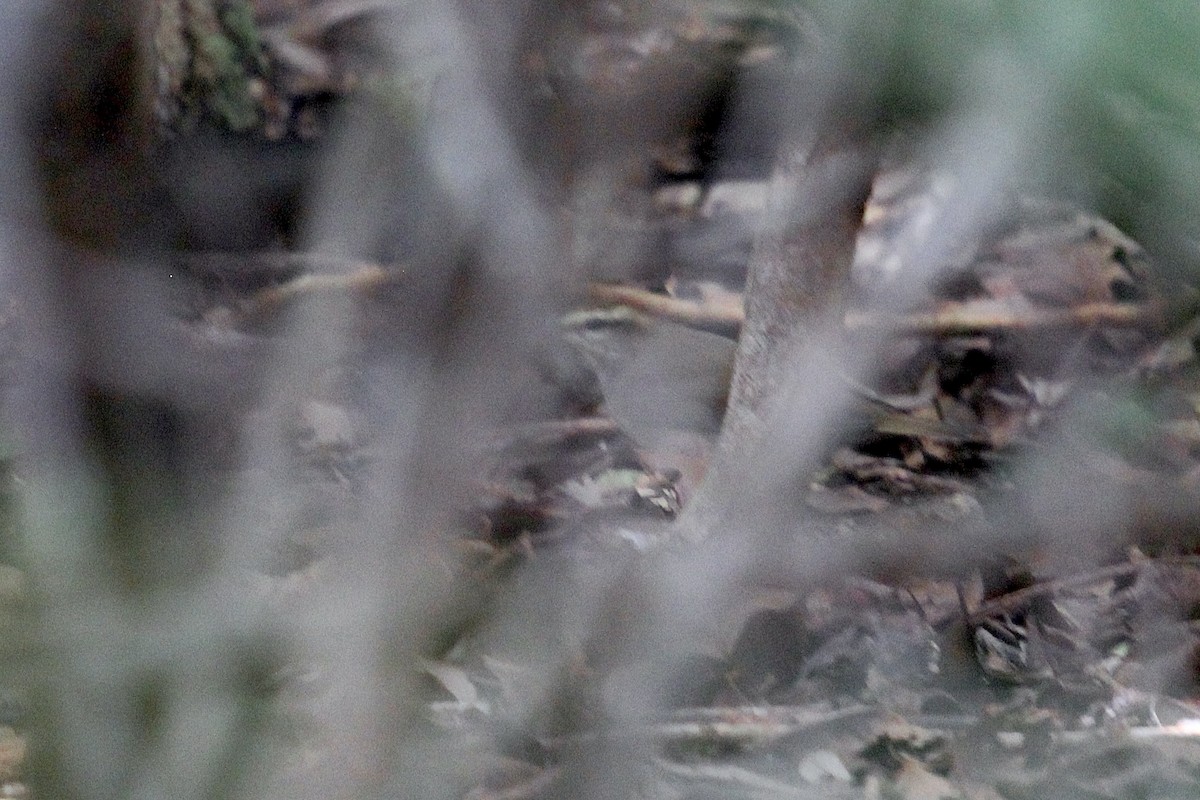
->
681, 119, 880, 541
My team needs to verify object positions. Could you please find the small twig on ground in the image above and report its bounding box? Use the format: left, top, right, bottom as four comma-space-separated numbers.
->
844, 299, 1178, 336
587, 283, 744, 336
538, 704, 873, 751
966, 555, 1200, 625
589, 283, 1196, 340
240, 263, 393, 317
1053, 720, 1200, 743
486, 417, 624, 453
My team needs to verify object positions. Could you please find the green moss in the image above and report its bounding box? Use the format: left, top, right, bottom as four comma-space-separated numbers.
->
194, 30, 259, 131
155, 0, 268, 133
218, 1, 268, 74
192, 1, 267, 132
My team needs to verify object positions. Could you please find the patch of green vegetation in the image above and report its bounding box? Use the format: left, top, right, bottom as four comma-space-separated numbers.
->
195, 34, 258, 130
218, 0, 268, 75
796, 0, 1200, 279
156, 0, 269, 133
188, 1, 267, 132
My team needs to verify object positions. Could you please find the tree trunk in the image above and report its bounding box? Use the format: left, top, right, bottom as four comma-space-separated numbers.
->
681, 116, 880, 542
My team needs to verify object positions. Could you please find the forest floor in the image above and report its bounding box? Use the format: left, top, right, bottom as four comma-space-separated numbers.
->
4, 2, 1200, 798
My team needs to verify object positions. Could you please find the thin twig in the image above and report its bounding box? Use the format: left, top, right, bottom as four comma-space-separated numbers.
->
966, 555, 1200, 625
589, 283, 1196, 339
539, 704, 873, 751
240, 263, 394, 317
176, 250, 378, 280
844, 300, 1176, 336
486, 417, 625, 453
1052, 720, 1200, 744
587, 283, 744, 335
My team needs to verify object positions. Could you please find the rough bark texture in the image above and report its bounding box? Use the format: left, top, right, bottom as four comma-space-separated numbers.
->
681, 119, 879, 541
724, 127, 879, 445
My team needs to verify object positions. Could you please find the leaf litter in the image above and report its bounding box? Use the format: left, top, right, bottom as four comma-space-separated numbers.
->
9, 2, 1200, 799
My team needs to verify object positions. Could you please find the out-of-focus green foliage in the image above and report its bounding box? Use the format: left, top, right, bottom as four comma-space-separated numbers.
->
801, 0, 1200, 277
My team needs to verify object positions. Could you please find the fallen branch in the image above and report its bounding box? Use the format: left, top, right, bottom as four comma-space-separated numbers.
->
538, 704, 873, 750
843, 299, 1181, 336
587, 283, 744, 336
966, 555, 1200, 626
486, 417, 624, 454
175, 250, 376, 281
240, 263, 393, 317
588, 284, 1199, 340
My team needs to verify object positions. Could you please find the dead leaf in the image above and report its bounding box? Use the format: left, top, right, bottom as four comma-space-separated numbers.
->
798, 749, 853, 783
892, 757, 965, 800
424, 661, 484, 710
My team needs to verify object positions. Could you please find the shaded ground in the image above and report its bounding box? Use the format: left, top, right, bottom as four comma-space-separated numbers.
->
3, 2, 1200, 799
